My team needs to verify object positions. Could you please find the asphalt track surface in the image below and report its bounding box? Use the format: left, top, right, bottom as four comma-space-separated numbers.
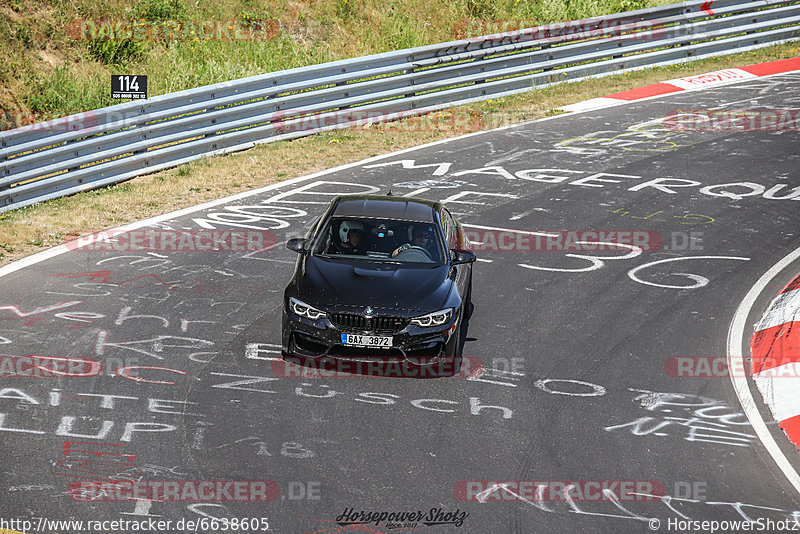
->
1, 70, 800, 534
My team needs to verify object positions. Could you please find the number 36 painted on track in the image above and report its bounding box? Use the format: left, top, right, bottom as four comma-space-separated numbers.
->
518, 241, 750, 289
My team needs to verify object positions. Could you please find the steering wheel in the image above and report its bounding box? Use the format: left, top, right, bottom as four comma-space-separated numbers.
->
396, 246, 433, 261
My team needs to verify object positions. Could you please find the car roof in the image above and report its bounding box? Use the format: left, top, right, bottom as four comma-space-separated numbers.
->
330, 195, 440, 223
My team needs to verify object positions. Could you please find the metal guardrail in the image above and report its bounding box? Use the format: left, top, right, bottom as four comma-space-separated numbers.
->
1, 0, 798, 212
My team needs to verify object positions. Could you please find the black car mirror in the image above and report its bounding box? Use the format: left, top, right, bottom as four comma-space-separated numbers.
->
450, 249, 477, 265
286, 238, 310, 254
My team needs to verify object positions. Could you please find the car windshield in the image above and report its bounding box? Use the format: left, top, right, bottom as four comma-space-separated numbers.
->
313, 216, 445, 264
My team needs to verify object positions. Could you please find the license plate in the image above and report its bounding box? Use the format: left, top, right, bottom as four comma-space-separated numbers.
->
341, 333, 393, 348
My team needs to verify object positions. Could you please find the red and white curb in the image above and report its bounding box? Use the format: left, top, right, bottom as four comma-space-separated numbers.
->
750, 274, 800, 451
560, 57, 800, 112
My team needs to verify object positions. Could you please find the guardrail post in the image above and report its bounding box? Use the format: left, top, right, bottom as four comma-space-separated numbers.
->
65, 137, 81, 173
201, 93, 220, 139
403, 68, 416, 101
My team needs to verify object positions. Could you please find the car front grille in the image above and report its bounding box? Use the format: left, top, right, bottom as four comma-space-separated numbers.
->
330, 313, 409, 333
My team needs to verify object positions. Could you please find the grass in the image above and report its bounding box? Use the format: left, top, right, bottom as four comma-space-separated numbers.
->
0, 40, 798, 267
0, 0, 678, 125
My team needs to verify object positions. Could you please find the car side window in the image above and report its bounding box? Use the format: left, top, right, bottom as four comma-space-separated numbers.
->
442, 209, 460, 250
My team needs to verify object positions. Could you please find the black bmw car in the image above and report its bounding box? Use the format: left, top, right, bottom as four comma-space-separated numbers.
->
281, 194, 476, 374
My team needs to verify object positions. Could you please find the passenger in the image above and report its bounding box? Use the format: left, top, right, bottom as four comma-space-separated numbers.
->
336, 221, 367, 255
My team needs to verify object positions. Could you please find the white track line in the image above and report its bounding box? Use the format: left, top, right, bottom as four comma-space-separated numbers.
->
2, 63, 800, 500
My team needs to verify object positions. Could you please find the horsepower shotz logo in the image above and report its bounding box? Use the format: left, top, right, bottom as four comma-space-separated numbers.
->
335, 507, 469, 528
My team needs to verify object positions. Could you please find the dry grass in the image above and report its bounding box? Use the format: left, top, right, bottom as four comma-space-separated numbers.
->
1, 41, 799, 266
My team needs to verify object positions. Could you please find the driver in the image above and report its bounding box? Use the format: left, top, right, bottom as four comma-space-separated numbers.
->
391, 225, 432, 257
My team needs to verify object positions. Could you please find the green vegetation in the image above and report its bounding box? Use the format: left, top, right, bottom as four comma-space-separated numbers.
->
1, 0, 677, 125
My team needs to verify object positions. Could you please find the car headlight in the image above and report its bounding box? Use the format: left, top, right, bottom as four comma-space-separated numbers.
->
410, 308, 453, 327
289, 297, 327, 320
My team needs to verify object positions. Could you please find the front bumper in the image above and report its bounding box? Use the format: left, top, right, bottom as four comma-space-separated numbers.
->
281, 308, 457, 364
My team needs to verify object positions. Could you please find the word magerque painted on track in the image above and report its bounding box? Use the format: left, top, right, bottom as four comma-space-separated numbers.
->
365, 160, 800, 201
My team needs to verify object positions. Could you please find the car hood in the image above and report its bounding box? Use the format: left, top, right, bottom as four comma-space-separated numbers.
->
295, 256, 453, 314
